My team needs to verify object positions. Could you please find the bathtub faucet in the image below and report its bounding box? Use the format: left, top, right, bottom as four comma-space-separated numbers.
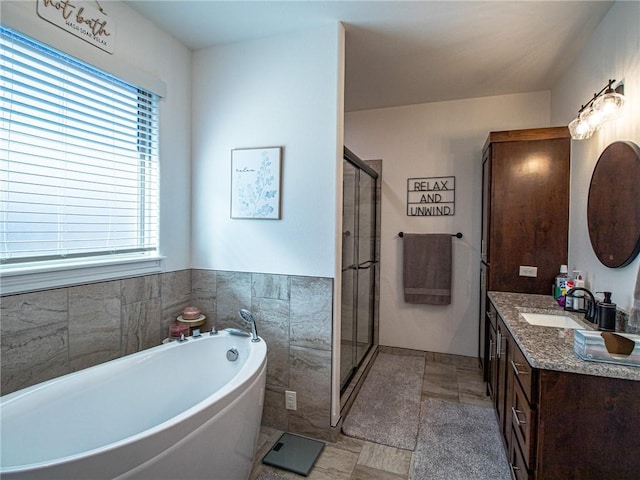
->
238, 309, 260, 343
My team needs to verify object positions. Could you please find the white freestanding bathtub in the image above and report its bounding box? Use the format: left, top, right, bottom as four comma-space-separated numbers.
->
0, 330, 267, 480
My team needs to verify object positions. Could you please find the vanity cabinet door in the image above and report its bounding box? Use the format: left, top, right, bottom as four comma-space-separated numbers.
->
495, 317, 510, 447
481, 146, 491, 264
482, 127, 570, 295
487, 321, 497, 401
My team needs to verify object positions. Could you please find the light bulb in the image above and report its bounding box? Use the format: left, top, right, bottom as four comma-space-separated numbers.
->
593, 91, 625, 122
568, 116, 594, 140
579, 106, 603, 129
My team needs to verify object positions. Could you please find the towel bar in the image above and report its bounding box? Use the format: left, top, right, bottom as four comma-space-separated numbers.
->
398, 232, 462, 238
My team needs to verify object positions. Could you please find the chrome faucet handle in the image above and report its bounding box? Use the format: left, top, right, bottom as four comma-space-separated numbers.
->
179, 333, 188, 342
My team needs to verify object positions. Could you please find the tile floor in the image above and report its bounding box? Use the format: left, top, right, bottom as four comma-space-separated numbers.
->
249, 351, 495, 480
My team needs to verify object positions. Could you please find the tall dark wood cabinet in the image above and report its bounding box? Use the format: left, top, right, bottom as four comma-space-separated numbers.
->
480, 127, 570, 376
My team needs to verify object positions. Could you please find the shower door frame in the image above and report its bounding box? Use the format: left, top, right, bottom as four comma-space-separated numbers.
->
339, 148, 379, 395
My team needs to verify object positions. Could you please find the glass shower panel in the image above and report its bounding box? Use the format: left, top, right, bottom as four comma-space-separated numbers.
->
340, 154, 377, 392
355, 172, 375, 366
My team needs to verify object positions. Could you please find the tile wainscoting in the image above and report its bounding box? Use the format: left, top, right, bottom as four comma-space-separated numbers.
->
1, 269, 335, 440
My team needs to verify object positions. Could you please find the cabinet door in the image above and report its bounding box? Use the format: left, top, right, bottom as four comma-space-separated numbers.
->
503, 322, 515, 454
479, 263, 488, 379
481, 147, 491, 264
487, 321, 497, 401
489, 138, 570, 294
495, 319, 509, 437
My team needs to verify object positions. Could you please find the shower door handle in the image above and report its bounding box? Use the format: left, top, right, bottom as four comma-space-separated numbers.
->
356, 260, 378, 270
343, 261, 378, 272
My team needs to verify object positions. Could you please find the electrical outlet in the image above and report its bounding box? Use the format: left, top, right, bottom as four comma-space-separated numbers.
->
285, 390, 297, 410
519, 266, 538, 277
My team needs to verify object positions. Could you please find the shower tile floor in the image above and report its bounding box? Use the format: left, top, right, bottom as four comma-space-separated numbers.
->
249, 351, 493, 480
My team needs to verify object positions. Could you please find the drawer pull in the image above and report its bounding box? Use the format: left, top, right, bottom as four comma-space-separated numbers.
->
489, 339, 494, 361
512, 406, 527, 426
509, 463, 521, 479
511, 360, 529, 376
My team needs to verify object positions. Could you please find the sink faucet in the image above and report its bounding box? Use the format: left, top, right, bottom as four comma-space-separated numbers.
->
238, 309, 260, 342
566, 287, 597, 323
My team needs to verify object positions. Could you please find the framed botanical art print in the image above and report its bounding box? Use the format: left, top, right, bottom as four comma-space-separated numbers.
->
231, 147, 282, 219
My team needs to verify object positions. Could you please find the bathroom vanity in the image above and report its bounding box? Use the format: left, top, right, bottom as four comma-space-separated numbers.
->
486, 292, 640, 480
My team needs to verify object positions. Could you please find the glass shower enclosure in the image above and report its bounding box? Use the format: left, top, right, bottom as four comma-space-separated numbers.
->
341, 148, 378, 392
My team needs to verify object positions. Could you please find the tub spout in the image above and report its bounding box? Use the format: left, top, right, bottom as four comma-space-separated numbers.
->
238, 309, 260, 342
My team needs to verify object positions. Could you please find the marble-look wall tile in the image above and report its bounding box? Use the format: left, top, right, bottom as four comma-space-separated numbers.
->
68, 281, 122, 371
191, 269, 217, 294
290, 276, 333, 350
288, 345, 332, 440
189, 293, 217, 333
1, 321, 69, 394
122, 298, 163, 354
121, 275, 160, 306
253, 274, 290, 301
1, 289, 70, 393
0, 289, 68, 335
190, 269, 217, 332
216, 271, 252, 327
161, 270, 192, 330
253, 297, 290, 387
261, 388, 288, 431
1, 268, 337, 440
161, 270, 191, 309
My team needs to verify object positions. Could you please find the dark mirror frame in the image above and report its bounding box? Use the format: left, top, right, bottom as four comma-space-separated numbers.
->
587, 140, 640, 268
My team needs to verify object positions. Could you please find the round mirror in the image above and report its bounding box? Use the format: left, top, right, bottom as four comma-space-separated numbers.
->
587, 140, 640, 268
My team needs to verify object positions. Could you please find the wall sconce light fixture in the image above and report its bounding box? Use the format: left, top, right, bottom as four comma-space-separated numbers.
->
568, 79, 625, 140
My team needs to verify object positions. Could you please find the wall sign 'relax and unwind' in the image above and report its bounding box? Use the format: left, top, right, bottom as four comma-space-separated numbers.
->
407, 176, 455, 216
37, 0, 115, 53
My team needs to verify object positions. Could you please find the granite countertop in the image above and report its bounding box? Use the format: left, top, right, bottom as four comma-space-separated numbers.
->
488, 291, 640, 382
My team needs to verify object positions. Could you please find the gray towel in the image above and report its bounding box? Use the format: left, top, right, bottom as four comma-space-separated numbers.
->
403, 233, 452, 305
631, 263, 640, 329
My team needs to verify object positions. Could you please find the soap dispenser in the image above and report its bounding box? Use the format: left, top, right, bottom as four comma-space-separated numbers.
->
596, 291, 616, 332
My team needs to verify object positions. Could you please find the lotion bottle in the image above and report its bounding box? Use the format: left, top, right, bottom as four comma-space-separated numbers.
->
572, 271, 585, 311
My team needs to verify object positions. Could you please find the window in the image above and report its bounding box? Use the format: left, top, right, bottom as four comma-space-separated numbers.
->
0, 27, 159, 275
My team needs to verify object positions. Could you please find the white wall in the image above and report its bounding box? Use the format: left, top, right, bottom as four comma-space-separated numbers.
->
1, 0, 192, 273
345, 92, 551, 356
551, 1, 640, 313
191, 26, 344, 278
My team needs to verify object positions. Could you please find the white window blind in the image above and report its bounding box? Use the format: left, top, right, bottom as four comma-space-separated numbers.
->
0, 27, 159, 266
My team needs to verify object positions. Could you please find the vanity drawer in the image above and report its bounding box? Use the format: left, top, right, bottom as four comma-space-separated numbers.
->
510, 342, 536, 402
511, 380, 536, 470
509, 431, 533, 480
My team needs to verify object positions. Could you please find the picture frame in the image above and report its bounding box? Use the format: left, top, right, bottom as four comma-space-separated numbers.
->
231, 146, 282, 219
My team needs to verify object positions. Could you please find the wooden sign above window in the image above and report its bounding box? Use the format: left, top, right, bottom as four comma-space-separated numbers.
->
37, 0, 115, 54
407, 176, 455, 216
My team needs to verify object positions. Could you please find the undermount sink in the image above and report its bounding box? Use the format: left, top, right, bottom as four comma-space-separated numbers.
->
520, 312, 583, 329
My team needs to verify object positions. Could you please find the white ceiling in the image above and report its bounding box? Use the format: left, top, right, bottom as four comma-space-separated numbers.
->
125, 1, 613, 112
